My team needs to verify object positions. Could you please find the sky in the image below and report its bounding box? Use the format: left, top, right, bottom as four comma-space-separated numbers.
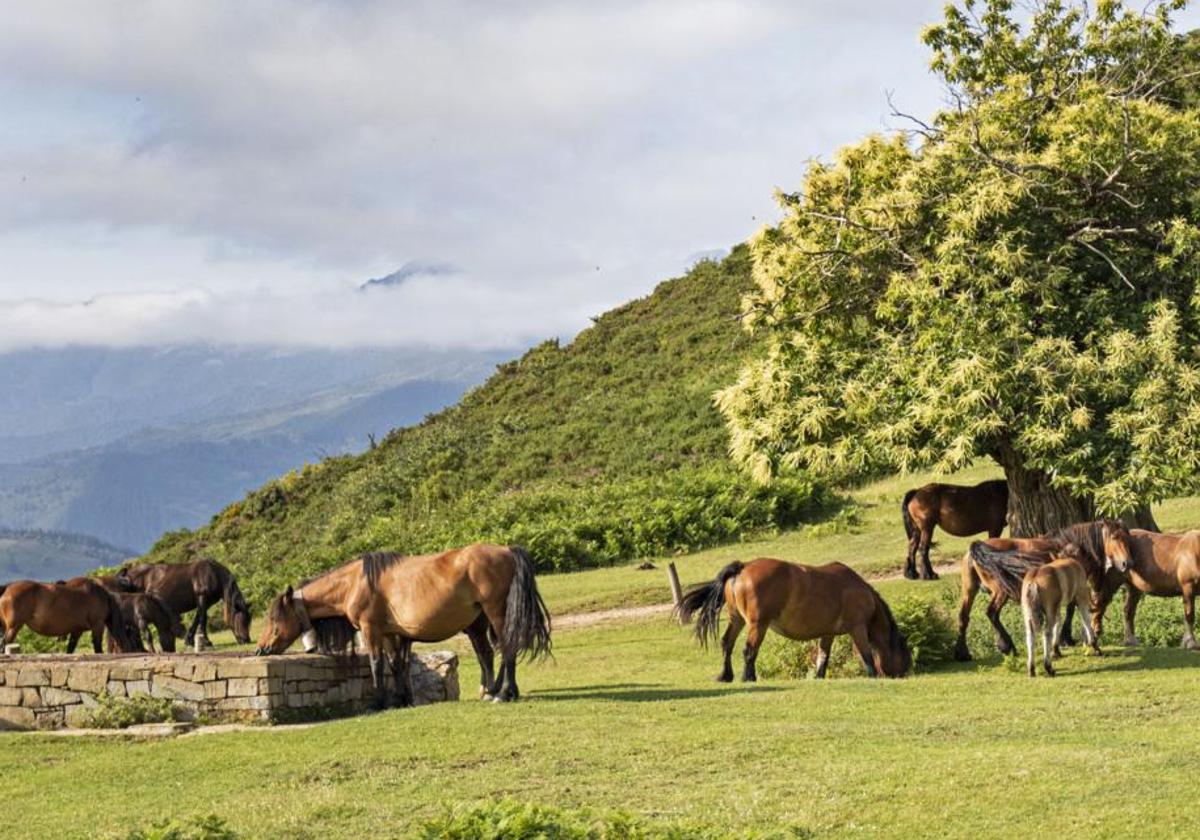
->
3, 1, 1193, 351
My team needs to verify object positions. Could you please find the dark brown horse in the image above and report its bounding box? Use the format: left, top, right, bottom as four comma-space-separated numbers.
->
118, 559, 251, 646
62, 576, 185, 653
678, 559, 911, 680
0, 579, 134, 653
1106, 527, 1200, 649
255, 543, 552, 708
902, 479, 1008, 580
954, 519, 1124, 660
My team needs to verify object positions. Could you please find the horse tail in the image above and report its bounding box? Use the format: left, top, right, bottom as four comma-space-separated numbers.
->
677, 561, 744, 648
968, 541, 1042, 601
503, 546, 552, 662
868, 588, 912, 677
102, 588, 136, 653
901, 489, 918, 540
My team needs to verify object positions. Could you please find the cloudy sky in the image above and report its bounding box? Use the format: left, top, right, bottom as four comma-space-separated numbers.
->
5, 1, 1189, 351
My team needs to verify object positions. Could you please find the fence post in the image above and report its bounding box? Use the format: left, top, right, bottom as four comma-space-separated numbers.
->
667, 562, 684, 623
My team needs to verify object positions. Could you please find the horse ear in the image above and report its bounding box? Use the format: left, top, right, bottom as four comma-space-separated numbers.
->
284, 585, 294, 603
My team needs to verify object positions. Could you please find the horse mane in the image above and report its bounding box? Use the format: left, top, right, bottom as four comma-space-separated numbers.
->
311, 616, 358, 655
361, 552, 406, 593
871, 591, 912, 677
1051, 518, 1125, 577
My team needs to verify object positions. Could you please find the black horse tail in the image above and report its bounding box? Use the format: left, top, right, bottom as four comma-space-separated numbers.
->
969, 541, 1043, 601
102, 588, 136, 653
869, 589, 912, 677
901, 489, 918, 540
677, 561, 744, 648
503, 546, 552, 662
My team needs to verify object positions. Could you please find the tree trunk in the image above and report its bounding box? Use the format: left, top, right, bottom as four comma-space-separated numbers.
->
994, 443, 1158, 536
995, 444, 1092, 537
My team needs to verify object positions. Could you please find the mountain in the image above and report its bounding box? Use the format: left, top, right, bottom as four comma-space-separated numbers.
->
140, 247, 835, 607
359, 261, 458, 292
0, 528, 133, 582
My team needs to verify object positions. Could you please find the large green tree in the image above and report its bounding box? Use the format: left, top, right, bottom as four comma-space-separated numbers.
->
718, 0, 1200, 535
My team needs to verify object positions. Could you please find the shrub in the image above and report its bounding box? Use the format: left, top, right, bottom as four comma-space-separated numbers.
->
112, 815, 237, 840
409, 799, 812, 840
84, 692, 181, 730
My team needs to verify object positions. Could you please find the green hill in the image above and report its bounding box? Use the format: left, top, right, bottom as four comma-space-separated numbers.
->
141, 247, 834, 607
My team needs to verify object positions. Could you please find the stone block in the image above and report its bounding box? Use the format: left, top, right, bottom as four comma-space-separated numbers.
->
126, 680, 150, 696
150, 675, 205, 702
216, 659, 267, 679
108, 664, 148, 681
0, 686, 22, 705
105, 681, 127, 697
67, 667, 109, 694
20, 688, 41, 707
34, 708, 64, 730
64, 705, 92, 727
49, 668, 68, 687
204, 680, 228, 700
0, 705, 36, 729
16, 669, 49, 687
42, 687, 82, 706
227, 677, 258, 697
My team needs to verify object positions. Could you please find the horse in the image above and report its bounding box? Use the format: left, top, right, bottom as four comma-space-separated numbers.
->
61, 576, 186, 653
954, 519, 1123, 660
677, 558, 911, 680
0, 579, 134, 653
255, 543, 552, 708
117, 559, 251, 647
901, 479, 1008, 580
1020, 546, 1098, 677
1105, 527, 1200, 649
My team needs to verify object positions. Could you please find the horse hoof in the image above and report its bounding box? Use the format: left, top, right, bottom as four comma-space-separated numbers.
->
714, 674, 733, 683
1182, 637, 1197, 651
920, 571, 939, 581
903, 568, 919, 581
953, 646, 972, 663
1124, 635, 1140, 648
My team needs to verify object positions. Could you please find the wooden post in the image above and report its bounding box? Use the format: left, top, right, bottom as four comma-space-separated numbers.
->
667, 562, 684, 622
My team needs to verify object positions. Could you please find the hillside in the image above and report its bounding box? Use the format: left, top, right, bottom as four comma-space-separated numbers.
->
0, 528, 133, 582
141, 247, 833, 605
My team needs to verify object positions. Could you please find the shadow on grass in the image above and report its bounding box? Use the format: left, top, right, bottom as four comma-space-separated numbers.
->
529, 683, 783, 702
945, 645, 1200, 676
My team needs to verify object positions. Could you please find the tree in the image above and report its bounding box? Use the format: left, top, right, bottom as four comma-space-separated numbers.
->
717, 0, 1200, 535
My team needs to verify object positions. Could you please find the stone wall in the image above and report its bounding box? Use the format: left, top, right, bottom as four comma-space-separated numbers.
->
0, 650, 458, 731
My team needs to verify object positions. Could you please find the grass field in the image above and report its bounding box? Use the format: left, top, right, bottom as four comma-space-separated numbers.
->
6, 465, 1200, 839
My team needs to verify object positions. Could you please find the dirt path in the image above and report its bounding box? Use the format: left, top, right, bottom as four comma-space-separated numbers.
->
554, 560, 959, 631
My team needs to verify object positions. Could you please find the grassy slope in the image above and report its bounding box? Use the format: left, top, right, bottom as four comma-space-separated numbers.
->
10, 465, 1200, 838
139, 247, 789, 600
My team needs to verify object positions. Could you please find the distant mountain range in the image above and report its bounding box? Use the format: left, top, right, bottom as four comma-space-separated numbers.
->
0, 341, 509, 577
0, 528, 133, 583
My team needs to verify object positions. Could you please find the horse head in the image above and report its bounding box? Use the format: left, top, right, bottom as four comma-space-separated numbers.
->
255, 586, 304, 655
1100, 518, 1134, 573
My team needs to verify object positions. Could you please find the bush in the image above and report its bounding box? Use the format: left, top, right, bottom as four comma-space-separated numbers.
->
409, 800, 812, 840
84, 692, 181, 729
112, 816, 237, 840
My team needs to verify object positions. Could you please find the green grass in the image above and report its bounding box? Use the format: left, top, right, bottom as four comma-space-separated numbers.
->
7, 594, 1200, 839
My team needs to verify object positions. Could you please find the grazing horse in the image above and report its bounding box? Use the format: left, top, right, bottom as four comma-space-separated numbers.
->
954, 519, 1122, 660
901, 479, 1008, 580
0, 579, 134, 653
62, 576, 186, 653
677, 559, 911, 680
118, 559, 251, 646
1105, 528, 1200, 649
1021, 547, 1098, 677
255, 543, 552, 708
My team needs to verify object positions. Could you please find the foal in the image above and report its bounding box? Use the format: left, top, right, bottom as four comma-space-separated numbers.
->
1020, 546, 1097, 677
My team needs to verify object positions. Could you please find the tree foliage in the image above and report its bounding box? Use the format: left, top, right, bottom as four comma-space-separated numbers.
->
718, 0, 1200, 518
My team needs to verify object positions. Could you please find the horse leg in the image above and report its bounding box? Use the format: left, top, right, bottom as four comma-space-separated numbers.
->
904, 528, 920, 580
1043, 610, 1057, 677
464, 613, 496, 699
184, 604, 203, 647
740, 621, 767, 682
1059, 601, 1077, 648
717, 611, 745, 683
1091, 569, 1122, 642
1122, 584, 1142, 647
66, 631, 81, 654
1181, 582, 1197, 651
91, 623, 104, 654
986, 592, 1015, 655
1051, 596, 1065, 659
1076, 592, 1100, 654
358, 625, 388, 710
954, 560, 980, 661
918, 526, 938, 580
1024, 608, 1037, 677
391, 638, 414, 707
850, 624, 877, 678
814, 634, 834, 679
481, 601, 520, 702
143, 621, 156, 654
195, 595, 212, 647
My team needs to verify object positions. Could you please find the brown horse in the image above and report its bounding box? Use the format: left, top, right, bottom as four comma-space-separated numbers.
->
954, 519, 1122, 660
118, 559, 251, 646
0, 579, 134, 653
677, 559, 911, 680
255, 544, 552, 708
901, 479, 1008, 580
1105, 527, 1200, 649
61, 576, 185, 653
1021, 547, 1098, 677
